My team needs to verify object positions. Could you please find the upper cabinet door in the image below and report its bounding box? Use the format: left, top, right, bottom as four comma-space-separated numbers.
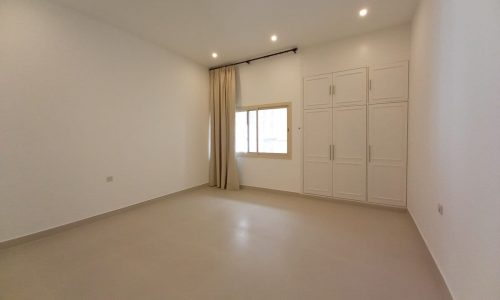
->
369, 61, 409, 104
333, 68, 367, 107
368, 102, 408, 207
304, 74, 333, 109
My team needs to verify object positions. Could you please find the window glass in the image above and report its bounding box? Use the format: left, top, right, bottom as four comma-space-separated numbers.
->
235, 111, 248, 153
248, 110, 257, 152
258, 108, 288, 154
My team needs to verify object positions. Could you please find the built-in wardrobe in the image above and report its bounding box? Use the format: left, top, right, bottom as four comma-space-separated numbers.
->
303, 61, 408, 207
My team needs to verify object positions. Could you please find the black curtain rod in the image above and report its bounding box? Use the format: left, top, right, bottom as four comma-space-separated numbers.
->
209, 47, 298, 71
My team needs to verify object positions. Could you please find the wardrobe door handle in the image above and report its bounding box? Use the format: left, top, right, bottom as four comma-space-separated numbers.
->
332, 84, 335, 95
329, 145, 332, 160
332, 145, 335, 160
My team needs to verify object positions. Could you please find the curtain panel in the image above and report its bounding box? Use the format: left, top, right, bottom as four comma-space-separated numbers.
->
209, 66, 240, 190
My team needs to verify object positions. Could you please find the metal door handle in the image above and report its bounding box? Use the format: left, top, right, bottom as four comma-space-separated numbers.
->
332, 145, 335, 160
329, 145, 332, 160
332, 84, 335, 95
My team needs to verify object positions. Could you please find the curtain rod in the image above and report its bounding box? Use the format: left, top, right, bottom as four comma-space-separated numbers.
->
209, 47, 298, 71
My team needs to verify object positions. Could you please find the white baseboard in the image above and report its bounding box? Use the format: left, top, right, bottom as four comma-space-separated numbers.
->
408, 209, 455, 300
240, 185, 406, 211
0, 183, 209, 249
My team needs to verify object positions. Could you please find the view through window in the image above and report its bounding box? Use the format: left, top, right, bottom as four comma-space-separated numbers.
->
236, 103, 291, 158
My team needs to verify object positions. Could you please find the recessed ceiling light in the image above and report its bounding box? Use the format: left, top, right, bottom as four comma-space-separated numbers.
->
212, 52, 218, 58
270, 35, 278, 42
359, 8, 368, 17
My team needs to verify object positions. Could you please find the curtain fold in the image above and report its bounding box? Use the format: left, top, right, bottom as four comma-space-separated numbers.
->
209, 66, 240, 190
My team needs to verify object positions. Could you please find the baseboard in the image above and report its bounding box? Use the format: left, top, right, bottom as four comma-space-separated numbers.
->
240, 185, 406, 212
0, 183, 209, 249
240, 185, 303, 197
242, 185, 450, 297
2, 182, 452, 300
408, 209, 455, 300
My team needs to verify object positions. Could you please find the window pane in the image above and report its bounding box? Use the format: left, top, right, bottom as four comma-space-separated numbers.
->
248, 110, 257, 152
235, 111, 248, 153
258, 108, 288, 154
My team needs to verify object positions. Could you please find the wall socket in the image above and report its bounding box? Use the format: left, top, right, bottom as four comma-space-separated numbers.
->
106, 176, 114, 183
438, 204, 444, 216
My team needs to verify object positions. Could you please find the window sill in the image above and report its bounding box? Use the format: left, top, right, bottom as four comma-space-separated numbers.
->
236, 152, 292, 160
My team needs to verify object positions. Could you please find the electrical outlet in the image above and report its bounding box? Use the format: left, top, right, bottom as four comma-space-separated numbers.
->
438, 204, 444, 216
106, 176, 114, 183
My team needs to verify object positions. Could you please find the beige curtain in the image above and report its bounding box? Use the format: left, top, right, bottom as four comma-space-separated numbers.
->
209, 66, 240, 190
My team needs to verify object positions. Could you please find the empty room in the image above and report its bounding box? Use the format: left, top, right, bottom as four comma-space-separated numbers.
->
1, 0, 499, 299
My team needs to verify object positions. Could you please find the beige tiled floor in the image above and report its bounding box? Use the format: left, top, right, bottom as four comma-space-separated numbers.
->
0, 187, 451, 300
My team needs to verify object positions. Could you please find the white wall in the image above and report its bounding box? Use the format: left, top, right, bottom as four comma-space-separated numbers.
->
0, 0, 209, 242
236, 24, 411, 193
409, 0, 500, 299
236, 54, 303, 192
301, 25, 411, 77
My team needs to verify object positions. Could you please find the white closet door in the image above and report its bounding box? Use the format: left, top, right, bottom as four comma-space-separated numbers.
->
333, 68, 367, 107
304, 74, 333, 109
368, 102, 408, 207
303, 109, 333, 197
332, 106, 367, 201
369, 61, 409, 104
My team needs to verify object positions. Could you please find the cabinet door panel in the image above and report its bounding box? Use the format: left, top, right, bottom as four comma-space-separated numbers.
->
304, 109, 332, 196
333, 68, 367, 107
368, 102, 408, 207
304, 74, 332, 109
332, 106, 367, 201
369, 61, 408, 104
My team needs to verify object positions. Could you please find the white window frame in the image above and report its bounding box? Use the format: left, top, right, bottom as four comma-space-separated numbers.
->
236, 102, 292, 160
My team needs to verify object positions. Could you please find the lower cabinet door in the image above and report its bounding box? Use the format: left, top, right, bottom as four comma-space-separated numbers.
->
303, 108, 333, 197
368, 102, 408, 207
332, 106, 367, 201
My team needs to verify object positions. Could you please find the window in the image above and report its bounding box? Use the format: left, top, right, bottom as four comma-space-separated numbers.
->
236, 102, 291, 159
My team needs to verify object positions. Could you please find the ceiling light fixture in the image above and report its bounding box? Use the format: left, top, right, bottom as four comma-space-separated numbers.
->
270, 35, 278, 42
359, 8, 368, 17
212, 52, 218, 58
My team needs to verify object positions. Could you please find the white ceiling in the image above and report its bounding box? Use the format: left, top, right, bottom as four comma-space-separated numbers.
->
49, 0, 419, 67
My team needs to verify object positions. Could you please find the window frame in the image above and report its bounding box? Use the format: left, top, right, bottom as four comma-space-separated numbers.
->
236, 102, 292, 160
